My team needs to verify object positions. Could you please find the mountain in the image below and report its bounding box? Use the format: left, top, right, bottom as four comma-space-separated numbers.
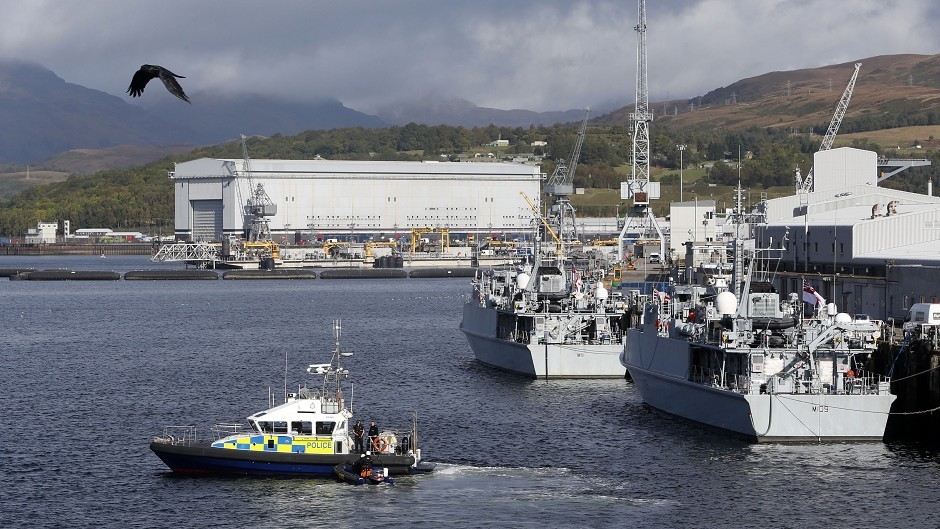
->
0, 60, 388, 165
0, 60, 194, 164
135, 93, 386, 145
5, 53, 940, 173
597, 53, 940, 132
376, 95, 587, 127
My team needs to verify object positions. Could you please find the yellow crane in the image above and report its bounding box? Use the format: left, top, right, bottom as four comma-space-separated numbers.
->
519, 191, 561, 246
410, 227, 450, 253
364, 240, 398, 258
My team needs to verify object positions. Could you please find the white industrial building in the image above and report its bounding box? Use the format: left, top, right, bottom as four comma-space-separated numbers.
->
24, 221, 58, 244
755, 147, 940, 320
170, 159, 543, 242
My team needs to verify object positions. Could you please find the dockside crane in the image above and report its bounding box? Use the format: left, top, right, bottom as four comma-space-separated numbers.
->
545, 108, 590, 244
617, 0, 664, 261
797, 62, 861, 194
239, 134, 278, 242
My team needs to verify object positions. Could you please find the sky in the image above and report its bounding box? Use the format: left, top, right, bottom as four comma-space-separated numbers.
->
2, 0, 939, 113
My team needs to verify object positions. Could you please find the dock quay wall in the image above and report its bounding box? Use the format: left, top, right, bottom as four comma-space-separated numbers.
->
872, 332, 940, 442
0, 243, 153, 256
1, 267, 480, 280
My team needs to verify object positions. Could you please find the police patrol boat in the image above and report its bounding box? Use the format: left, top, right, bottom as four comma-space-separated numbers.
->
150, 320, 434, 476
460, 241, 629, 378
622, 239, 896, 441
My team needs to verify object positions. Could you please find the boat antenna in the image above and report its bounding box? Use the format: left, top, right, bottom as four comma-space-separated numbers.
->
284, 349, 288, 404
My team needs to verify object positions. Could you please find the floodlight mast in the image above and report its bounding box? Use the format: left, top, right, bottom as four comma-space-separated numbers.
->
617, 0, 665, 260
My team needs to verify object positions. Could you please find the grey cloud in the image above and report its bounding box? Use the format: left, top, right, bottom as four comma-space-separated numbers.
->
0, 0, 936, 113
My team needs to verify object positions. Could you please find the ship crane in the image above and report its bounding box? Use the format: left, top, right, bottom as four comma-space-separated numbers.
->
797, 62, 861, 194
239, 134, 278, 242
520, 191, 562, 247
545, 108, 590, 245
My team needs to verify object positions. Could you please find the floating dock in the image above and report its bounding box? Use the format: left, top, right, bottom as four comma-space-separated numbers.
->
319, 269, 408, 279
0, 268, 35, 277
222, 269, 317, 280
408, 267, 476, 278
13, 270, 121, 281
124, 270, 220, 280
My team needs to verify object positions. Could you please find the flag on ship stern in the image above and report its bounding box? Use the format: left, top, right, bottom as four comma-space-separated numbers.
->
802, 280, 825, 307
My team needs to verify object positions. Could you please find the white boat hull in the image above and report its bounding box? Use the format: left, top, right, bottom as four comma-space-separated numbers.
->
461, 301, 626, 378
623, 327, 896, 441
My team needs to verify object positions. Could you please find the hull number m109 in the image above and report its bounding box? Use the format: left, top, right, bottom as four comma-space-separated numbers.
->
812, 405, 830, 413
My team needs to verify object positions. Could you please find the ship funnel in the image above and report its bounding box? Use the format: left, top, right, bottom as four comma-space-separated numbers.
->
716, 291, 737, 315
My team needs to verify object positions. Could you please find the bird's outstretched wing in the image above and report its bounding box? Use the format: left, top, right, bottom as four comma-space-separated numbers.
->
157, 67, 191, 104
126, 64, 191, 104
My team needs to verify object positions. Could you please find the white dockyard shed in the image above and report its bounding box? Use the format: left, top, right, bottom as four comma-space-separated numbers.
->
171, 158, 543, 242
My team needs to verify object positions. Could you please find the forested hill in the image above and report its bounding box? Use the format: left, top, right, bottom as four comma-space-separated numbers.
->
2, 119, 939, 238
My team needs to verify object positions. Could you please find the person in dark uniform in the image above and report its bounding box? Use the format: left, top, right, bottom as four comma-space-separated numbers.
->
352, 420, 365, 454
368, 420, 379, 452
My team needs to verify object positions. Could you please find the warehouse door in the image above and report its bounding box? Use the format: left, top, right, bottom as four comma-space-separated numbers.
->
191, 200, 223, 242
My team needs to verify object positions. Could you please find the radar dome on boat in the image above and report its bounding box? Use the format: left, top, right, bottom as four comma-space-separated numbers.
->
834, 312, 852, 323
516, 272, 529, 289
826, 303, 838, 316
595, 281, 608, 300
716, 291, 737, 315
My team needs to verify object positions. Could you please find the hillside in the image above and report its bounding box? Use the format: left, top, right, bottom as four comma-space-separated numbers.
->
0, 60, 194, 164
376, 96, 586, 127
597, 54, 940, 133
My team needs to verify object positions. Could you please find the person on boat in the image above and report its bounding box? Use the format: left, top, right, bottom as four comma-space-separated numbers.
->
352, 420, 365, 453
352, 455, 373, 478
368, 420, 379, 452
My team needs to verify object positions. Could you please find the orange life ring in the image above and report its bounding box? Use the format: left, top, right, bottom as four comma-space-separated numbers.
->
373, 437, 387, 451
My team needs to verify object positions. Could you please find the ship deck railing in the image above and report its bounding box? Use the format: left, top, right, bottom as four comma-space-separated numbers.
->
528, 330, 624, 346
366, 428, 418, 456
689, 366, 750, 393
689, 367, 891, 396
210, 422, 248, 439
154, 425, 197, 445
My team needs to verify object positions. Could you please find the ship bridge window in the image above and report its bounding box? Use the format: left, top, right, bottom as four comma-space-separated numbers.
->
256, 421, 287, 433
316, 421, 336, 435
291, 421, 313, 435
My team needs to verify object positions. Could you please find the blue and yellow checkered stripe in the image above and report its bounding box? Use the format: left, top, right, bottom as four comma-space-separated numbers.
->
211, 435, 333, 454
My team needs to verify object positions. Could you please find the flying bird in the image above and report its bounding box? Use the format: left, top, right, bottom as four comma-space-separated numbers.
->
126, 64, 191, 104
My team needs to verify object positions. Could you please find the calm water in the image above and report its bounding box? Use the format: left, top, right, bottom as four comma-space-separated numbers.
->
1, 255, 939, 528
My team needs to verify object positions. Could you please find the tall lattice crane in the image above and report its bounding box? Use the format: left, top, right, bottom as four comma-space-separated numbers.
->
545, 108, 590, 244
617, 0, 664, 260
797, 62, 861, 193
239, 134, 278, 242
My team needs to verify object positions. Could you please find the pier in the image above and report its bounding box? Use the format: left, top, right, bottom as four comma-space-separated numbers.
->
0, 243, 153, 256
872, 328, 940, 441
